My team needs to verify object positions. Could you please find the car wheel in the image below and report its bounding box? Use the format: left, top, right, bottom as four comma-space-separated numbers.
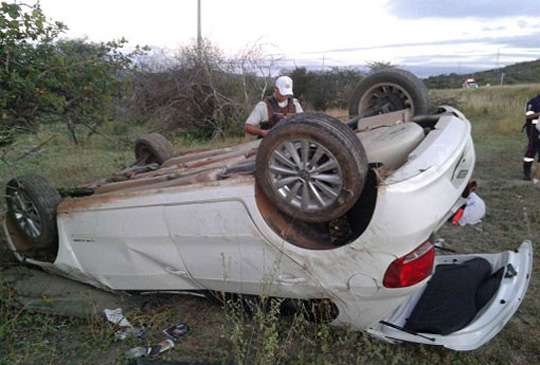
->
256, 112, 368, 223
134, 133, 175, 166
6, 174, 62, 249
348, 68, 431, 119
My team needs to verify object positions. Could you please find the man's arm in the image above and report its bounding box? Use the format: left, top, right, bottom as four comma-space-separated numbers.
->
245, 102, 268, 137
244, 124, 268, 137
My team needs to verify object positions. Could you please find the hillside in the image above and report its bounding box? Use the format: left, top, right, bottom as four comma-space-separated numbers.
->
424, 58, 540, 89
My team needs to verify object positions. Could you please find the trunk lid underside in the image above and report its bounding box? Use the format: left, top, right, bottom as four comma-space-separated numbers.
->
369, 241, 532, 350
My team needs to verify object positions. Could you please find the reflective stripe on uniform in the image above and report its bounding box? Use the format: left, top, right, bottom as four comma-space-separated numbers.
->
524, 157, 535, 162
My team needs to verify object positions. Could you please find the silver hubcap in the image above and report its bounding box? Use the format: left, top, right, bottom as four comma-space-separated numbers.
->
269, 139, 343, 211
10, 190, 42, 238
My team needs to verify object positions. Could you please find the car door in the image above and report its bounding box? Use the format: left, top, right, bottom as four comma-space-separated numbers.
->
59, 204, 199, 291
165, 198, 322, 298
368, 241, 532, 350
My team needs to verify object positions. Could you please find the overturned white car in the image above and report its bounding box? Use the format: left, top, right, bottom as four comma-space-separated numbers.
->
2, 69, 532, 351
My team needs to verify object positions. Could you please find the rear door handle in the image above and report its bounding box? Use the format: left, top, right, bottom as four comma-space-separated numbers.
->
278, 274, 306, 284
165, 267, 189, 277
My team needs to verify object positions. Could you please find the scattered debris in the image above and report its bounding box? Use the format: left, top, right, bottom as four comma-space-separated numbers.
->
104, 308, 133, 327
148, 339, 175, 358
104, 308, 146, 340
126, 345, 150, 359
163, 323, 190, 340
126, 339, 175, 359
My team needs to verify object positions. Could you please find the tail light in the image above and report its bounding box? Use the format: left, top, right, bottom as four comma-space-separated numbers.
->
383, 240, 434, 288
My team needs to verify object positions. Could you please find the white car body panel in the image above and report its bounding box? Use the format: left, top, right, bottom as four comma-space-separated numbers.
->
2, 107, 532, 350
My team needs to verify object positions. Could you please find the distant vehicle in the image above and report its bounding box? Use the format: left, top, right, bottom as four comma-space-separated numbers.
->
2, 69, 532, 351
463, 78, 479, 89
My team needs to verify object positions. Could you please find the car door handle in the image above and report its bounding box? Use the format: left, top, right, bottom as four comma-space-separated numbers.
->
277, 274, 306, 284
165, 267, 189, 277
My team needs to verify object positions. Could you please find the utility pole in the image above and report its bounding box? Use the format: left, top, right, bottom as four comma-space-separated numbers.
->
197, 0, 202, 62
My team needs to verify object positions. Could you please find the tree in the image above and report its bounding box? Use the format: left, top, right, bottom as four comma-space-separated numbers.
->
44, 38, 144, 143
126, 39, 242, 139
0, 1, 146, 144
284, 67, 365, 112
366, 60, 396, 73
0, 1, 65, 143
233, 40, 282, 103
287, 67, 308, 102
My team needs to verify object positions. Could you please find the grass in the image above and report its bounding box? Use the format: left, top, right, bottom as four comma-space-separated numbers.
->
431, 84, 537, 136
0, 85, 539, 364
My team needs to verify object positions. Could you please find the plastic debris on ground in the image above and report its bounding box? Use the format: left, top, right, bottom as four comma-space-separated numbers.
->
163, 323, 190, 340
125, 320, 190, 360
126, 339, 175, 359
104, 308, 146, 340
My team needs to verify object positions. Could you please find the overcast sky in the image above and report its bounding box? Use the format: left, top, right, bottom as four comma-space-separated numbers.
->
33, 0, 540, 77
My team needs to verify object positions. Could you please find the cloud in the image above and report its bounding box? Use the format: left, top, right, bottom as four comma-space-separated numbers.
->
482, 26, 507, 32
291, 32, 540, 77
518, 20, 540, 29
307, 33, 540, 55
386, 0, 535, 19
492, 34, 540, 49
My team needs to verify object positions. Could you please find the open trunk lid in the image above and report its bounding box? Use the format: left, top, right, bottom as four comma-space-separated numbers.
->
369, 240, 532, 350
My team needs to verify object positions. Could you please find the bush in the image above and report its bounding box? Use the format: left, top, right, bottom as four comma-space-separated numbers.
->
122, 40, 262, 140
0, 1, 146, 145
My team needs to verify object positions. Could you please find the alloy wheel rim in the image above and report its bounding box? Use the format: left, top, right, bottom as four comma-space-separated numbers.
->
360, 82, 414, 115
10, 190, 42, 238
269, 139, 343, 211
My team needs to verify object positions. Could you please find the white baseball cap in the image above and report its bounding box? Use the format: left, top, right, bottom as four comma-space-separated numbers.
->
275, 76, 293, 96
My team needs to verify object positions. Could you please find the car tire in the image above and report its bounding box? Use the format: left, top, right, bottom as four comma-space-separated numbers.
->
256, 112, 368, 223
134, 133, 175, 166
348, 68, 431, 119
6, 174, 62, 249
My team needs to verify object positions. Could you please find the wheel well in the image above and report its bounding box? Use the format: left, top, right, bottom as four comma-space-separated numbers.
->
255, 168, 378, 250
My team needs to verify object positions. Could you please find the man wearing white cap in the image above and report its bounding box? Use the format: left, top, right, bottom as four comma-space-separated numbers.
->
244, 76, 303, 137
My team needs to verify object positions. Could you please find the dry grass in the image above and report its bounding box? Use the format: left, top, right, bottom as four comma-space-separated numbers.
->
431, 84, 539, 136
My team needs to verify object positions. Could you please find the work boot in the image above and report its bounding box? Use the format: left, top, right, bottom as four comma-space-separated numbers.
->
523, 161, 532, 180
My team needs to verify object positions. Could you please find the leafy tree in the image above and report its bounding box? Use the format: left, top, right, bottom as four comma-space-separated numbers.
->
0, 1, 146, 144
326, 67, 365, 109
283, 67, 365, 111
366, 60, 396, 73
287, 66, 309, 102
0, 1, 65, 142
44, 38, 144, 143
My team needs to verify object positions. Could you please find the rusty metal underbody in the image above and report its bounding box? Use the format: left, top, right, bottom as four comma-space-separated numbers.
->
79, 139, 262, 196
75, 111, 414, 199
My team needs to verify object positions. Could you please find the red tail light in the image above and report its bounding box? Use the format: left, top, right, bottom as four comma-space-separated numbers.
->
383, 240, 434, 288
